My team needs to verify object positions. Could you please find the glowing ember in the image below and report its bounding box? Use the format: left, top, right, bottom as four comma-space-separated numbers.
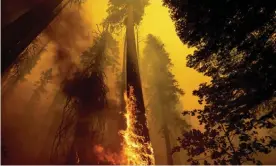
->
94, 86, 155, 165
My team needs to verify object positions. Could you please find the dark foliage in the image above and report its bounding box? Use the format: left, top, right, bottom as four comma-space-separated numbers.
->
164, 0, 276, 164
51, 30, 119, 164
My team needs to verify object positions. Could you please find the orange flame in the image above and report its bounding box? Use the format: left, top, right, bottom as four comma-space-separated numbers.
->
94, 86, 155, 165
120, 86, 155, 165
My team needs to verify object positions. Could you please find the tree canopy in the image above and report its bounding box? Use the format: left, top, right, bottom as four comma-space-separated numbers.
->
164, 0, 276, 164
104, 0, 149, 30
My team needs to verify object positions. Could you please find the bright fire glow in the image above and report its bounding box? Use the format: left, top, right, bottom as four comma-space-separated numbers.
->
94, 86, 155, 165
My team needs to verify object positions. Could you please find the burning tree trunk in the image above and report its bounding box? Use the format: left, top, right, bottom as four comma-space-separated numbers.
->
125, 5, 152, 164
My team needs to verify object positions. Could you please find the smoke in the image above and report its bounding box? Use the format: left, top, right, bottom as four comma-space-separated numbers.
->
1, 2, 96, 164
44, 3, 92, 81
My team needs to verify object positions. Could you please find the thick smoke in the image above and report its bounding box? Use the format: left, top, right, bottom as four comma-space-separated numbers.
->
1, 3, 94, 164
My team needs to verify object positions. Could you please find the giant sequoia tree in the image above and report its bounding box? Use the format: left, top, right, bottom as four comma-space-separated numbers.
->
164, 0, 276, 164
105, 1, 153, 163
141, 34, 188, 164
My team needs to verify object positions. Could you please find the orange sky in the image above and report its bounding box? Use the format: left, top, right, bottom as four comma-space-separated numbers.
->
82, 0, 210, 111
3, 1, 276, 164
18, 0, 210, 130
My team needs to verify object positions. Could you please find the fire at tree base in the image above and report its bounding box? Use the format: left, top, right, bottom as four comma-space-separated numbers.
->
93, 86, 155, 165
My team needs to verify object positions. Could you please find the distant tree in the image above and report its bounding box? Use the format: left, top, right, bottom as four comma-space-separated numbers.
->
164, 0, 276, 164
141, 34, 189, 165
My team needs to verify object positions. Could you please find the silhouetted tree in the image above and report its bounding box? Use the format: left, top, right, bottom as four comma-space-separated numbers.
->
164, 0, 276, 164
105, 2, 153, 163
141, 34, 189, 164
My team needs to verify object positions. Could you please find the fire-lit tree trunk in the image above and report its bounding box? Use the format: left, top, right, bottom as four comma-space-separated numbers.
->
125, 4, 152, 164
1, 0, 68, 74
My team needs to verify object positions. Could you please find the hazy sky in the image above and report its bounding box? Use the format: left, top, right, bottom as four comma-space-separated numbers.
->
4, 1, 275, 164
19, 0, 210, 130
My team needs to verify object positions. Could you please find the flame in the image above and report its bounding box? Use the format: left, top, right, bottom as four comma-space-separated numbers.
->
120, 86, 155, 165
94, 86, 155, 165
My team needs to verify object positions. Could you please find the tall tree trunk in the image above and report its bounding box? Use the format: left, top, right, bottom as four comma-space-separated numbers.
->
1, 0, 69, 74
126, 4, 152, 164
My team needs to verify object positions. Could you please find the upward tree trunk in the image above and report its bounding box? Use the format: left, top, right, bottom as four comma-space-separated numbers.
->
126, 4, 152, 164
1, 0, 68, 74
